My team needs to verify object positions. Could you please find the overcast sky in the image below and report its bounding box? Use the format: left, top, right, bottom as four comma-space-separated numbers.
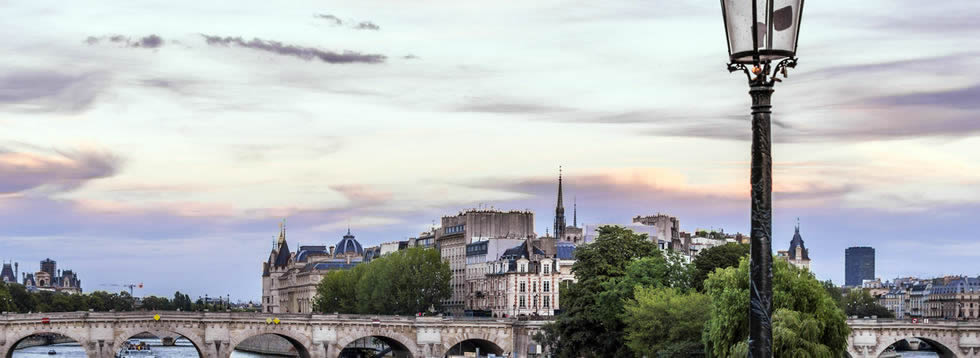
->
2, 0, 979, 301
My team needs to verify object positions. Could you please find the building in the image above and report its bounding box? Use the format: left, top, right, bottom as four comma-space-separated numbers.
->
927, 276, 980, 320
435, 209, 536, 315
632, 214, 685, 253
776, 222, 811, 270
0, 262, 16, 284
845, 247, 875, 287
262, 223, 377, 314
689, 236, 734, 257
17, 259, 82, 294
463, 238, 527, 316
481, 240, 576, 318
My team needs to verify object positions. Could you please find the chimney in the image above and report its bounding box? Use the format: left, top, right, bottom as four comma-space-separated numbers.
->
14, 262, 18, 279
329, 246, 335, 256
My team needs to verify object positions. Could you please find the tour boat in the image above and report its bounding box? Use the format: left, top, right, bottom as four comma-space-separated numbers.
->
117, 340, 155, 358
47, 350, 56, 355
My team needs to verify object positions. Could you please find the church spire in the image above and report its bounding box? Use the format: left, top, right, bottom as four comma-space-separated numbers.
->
573, 196, 577, 228
795, 217, 800, 234
554, 166, 566, 239
277, 218, 286, 245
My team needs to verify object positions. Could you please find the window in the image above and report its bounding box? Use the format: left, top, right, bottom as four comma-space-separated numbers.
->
519, 296, 526, 308
533, 282, 537, 292
544, 281, 550, 292
544, 265, 550, 274
520, 282, 526, 293
544, 296, 550, 308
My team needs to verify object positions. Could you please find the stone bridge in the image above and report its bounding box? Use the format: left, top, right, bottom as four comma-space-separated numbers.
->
847, 318, 980, 357
0, 312, 547, 358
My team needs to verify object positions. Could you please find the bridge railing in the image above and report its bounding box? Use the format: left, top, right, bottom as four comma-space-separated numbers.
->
1, 311, 555, 324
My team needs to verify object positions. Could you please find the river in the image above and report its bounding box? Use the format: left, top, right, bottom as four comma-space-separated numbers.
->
11, 338, 280, 358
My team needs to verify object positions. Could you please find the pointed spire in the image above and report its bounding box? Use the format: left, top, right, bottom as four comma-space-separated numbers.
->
277, 218, 286, 245
573, 196, 577, 228
554, 166, 566, 240
795, 217, 800, 233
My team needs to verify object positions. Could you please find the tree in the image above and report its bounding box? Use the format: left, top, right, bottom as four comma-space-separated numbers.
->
822, 280, 844, 310
313, 247, 450, 315
702, 258, 850, 357
7, 283, 36, 313
624, 286, 710, 357
0, 283, 16, 313
690, 243, 749, 291
542, 225, 659, 357
842, 288, 894, 318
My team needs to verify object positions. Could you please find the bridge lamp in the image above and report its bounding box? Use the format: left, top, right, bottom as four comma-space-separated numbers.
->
719, 0, 804, 357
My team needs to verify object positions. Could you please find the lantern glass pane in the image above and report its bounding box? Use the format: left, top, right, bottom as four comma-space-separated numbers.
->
769, 0, 800, 54
723, 0, 755, 58
755, 0, 771, 50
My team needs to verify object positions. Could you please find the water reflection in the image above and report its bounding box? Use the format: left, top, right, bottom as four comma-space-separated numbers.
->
12, 338, 283, 358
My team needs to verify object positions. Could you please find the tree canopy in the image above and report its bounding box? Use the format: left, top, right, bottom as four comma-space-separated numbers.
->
702, 258, 850, 357
539, 225, 662, 357
624, 286, 710, 357
842, 288, 894, 318
313, 247, 451, 315
690, 242, 749, 291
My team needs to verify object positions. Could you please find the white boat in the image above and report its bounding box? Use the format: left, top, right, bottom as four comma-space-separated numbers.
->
117, 339, 155, 358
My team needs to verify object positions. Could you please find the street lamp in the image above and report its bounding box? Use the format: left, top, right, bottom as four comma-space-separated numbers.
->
719, 0, 804, 357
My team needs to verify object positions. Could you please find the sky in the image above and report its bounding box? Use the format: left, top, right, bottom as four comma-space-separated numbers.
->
1, 0, 979, 301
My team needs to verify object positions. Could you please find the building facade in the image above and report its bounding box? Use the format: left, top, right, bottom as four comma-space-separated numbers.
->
845, 247, 875, 287
776, 223, 811, 270
480, 240, 576, 318
262, 224, 375, 314
436, 209, 536, 315
17, 259, 82, 294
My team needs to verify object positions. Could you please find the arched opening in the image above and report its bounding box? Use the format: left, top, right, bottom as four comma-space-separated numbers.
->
115, 331, 202, 358
444, 339, 503, 358
231, 334, 311, 358
878, 337, 956, 358
339, 336, 413, 358
6, 333, 86, 358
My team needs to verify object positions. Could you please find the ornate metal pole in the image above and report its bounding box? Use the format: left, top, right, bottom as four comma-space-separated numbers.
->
730, 58, 796, 358
748, 83, 774, 358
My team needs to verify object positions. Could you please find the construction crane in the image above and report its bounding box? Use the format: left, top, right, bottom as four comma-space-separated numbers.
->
101, 282, 143, 296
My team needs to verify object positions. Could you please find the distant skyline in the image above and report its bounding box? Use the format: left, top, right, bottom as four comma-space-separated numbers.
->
2, 0, 979, 300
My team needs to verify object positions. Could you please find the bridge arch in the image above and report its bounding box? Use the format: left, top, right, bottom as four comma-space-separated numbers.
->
228, 329, 313, 358
110, 326, 206, 358
442, 336, 506, 358
872, 336, 958, 358
4, 329, 96, 358
335, 332, 416, 358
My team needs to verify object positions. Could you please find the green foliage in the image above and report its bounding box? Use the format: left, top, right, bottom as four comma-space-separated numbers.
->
313, 247, 451, 315
0, 283, 16, 313
0, 287, 223, 313
702, 258, 850, 358
690, 243, 749, 291
543, 225, 661, 358
842, 288, 894, 318
822, 280, 844, 310
624, 286, 710, 357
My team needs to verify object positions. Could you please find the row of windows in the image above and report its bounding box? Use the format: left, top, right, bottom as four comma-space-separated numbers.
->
445, 224, 465, 234
518, 281, 551, 293
518, 295, 552, 308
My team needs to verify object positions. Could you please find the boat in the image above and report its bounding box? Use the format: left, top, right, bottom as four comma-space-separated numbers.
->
47, 350, 56, 355
880, 346, 903, 358
117, 339, 155, 358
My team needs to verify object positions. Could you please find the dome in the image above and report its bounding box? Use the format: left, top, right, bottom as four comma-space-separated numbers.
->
335, 229, 364, 256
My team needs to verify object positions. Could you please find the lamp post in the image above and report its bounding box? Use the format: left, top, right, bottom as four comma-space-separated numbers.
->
719, 0, 804, 356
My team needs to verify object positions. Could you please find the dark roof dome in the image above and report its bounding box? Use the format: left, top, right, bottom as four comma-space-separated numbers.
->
788, 223, 809, 260
335, 228, 364, 256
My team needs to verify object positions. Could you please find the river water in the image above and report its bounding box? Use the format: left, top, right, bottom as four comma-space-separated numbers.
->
11, 338, 279, 358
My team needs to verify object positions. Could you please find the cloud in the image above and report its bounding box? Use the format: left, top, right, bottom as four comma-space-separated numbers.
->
84, 34, 165, 48
871, 84, 980, 110
354, 22, 380, 31
0, 147, 122, 194
455, 98, 574, 114
200, 35, 386, 64
330, 184, 393, 208
0, 71, 110, 113
315, 14, 343, 25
